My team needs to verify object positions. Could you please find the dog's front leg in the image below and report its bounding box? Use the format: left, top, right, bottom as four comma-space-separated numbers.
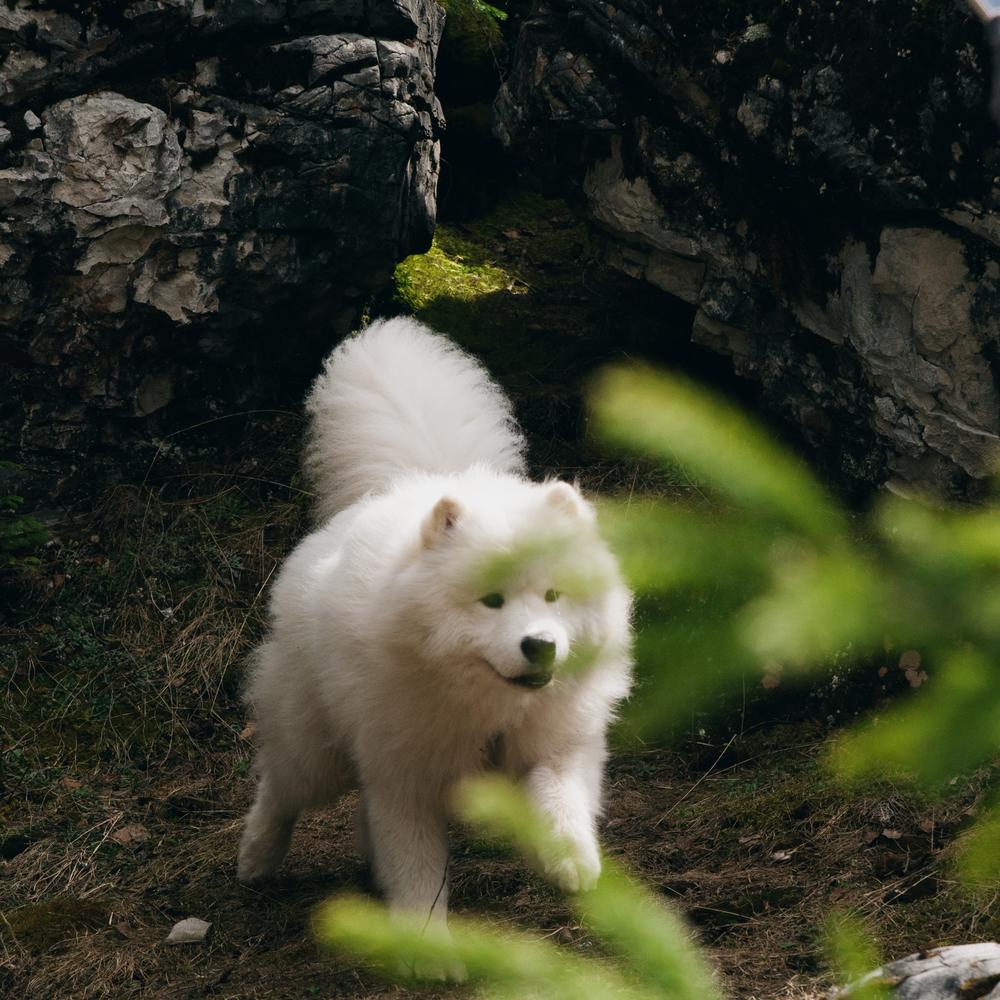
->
524, 756, 602, 894
362, 781, 465, 980
364, 781, 449, 919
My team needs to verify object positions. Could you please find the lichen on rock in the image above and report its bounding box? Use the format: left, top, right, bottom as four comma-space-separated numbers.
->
0, 0, 445, 502
496, 0, 1000, 499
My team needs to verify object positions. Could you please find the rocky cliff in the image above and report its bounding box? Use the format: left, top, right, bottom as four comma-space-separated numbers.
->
496, 0, 1000, 499
1, 0, 443, 500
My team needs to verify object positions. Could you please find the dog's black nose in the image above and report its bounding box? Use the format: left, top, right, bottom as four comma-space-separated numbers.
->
520, 634, 556, 668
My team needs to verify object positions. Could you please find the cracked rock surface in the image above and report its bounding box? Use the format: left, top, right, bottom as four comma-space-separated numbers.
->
496, 0, 1000, 499
1, 0, 443, 500
831, 941, 1000, 999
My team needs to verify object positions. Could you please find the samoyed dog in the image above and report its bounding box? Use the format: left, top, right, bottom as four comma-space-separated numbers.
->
238, 317, 632, 938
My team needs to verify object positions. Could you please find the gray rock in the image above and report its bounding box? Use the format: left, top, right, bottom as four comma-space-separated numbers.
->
165, 917, 212, 945
832, 942, 1000, 999
496, 0, 1000, 499
1, 0, 444, 502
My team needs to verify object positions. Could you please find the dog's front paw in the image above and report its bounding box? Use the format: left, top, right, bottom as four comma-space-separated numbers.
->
236, 845, 277, 884
237, 825, 290, 883
539, 838, 601, 894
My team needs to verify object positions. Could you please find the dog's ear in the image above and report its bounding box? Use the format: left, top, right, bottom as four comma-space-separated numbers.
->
421, 496, 463, 547
545, 481, 595, 522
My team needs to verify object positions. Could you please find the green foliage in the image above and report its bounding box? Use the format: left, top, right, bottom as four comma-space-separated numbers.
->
394, 232, 516, 320
592, 367, 843, 543
824, 913, 891, 1000
0, 464, 47, 569
592, 365, 1000, 882
437, 0, 505, 79
319, 778, 720, 1000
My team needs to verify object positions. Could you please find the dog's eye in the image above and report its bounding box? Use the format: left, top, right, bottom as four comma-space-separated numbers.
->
545, 589, 560, 603
480, 593, 505, 609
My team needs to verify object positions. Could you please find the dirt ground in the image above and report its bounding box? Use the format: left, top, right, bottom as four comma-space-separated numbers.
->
3, 451, 996, 1000
2, 191, 997, 998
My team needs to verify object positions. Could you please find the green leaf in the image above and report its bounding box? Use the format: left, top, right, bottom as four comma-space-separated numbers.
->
457, 777, 716, 998
590, 366, 843, 543
456, 774, 561, 862
831, 646, 1000, 788
824, 912, 891, 1000
317, 895, 646, 999
598, 498, 771, 593
623, 612, 757, 735
579, 861, 720, 1000
956, 792, 1000, 887
739, 548, 884, 666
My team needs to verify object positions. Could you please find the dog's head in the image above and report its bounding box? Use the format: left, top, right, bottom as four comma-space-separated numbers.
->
393, 477, 630, 692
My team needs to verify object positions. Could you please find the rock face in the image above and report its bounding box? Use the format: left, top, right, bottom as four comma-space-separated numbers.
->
496, 0, 1000, 499
831, 942, 1000, 999
1, 0, 443, 500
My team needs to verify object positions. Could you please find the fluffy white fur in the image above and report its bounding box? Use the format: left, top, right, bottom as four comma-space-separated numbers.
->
303, 315, 527, 523
238, 317, 632, 947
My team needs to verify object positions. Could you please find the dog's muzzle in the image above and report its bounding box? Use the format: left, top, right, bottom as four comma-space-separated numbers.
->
509, 633, 556, 688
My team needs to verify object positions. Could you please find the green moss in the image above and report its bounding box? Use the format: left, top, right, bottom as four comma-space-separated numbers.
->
3, 897, 106, 951
395, 234, 517, 316
434, 0, 508, 104
393, 190, 589, 354
437, 0, 504, 71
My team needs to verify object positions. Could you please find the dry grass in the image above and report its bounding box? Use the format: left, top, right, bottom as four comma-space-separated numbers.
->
1, 458, 995, 998
2, 192, 996, 994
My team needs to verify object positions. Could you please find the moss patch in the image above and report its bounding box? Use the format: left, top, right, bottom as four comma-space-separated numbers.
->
395, 231, 518, 316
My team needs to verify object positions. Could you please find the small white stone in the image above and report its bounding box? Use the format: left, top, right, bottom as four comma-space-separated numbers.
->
165, 917, 212, 945
23, 110, 41, 131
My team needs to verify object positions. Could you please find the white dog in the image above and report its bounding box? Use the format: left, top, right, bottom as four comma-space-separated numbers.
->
238, 317, 632, 937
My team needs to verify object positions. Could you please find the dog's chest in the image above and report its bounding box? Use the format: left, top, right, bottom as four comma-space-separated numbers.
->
481, 731, 506, 770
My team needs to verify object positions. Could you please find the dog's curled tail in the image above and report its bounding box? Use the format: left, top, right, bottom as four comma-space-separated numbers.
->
304, 317, 527, 521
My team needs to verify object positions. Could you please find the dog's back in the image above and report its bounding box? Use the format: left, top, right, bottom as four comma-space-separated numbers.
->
303, 317, 527, 523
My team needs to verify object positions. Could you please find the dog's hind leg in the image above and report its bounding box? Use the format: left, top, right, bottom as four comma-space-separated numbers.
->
237, 773, 300, 883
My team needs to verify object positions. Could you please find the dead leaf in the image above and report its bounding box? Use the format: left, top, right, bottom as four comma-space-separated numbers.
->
61, 777, 83, 790
881, 828, 902, 840
904, 667, 928, 688
111, 823, 149, 847
877, 666, 888, 678
918, 818, 935, 834
238, 722, 256, 741
771, 848, 797, 862
52, 573, 66, 590
502, 228, 521, 240
862, 829, 880, 845
899, 649, 921, 670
